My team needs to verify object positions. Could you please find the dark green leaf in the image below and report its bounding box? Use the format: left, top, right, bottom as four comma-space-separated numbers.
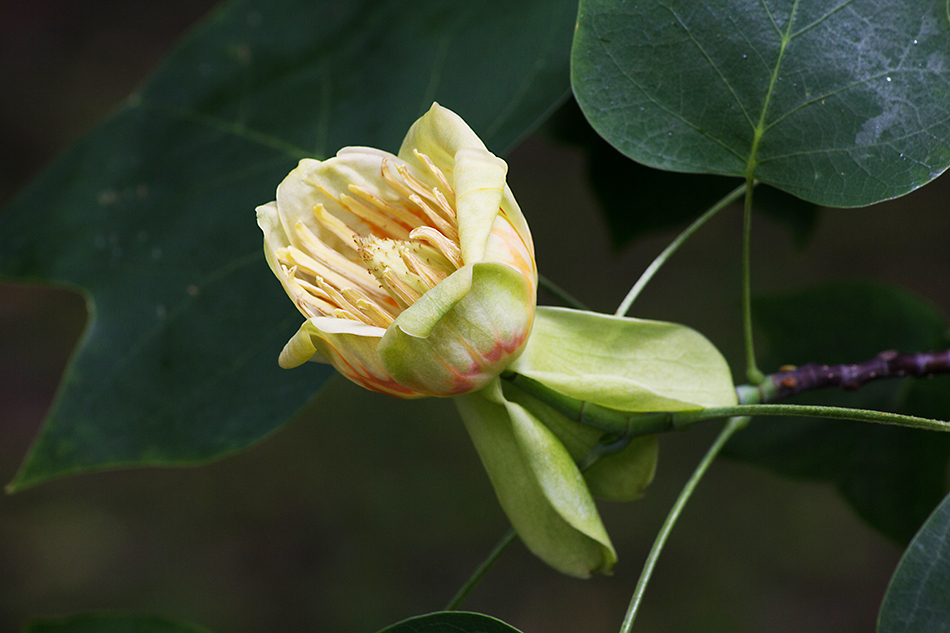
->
725, 281, 950, 543
25, 614, 212, 633
572, 0, 950, 207
0, 0, 577, 490
377, 612, 523, 633
544, 97, 820, 248
878, 491, 950, 633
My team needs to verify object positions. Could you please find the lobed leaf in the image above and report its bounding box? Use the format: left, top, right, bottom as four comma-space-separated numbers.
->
0, 0, 578, 489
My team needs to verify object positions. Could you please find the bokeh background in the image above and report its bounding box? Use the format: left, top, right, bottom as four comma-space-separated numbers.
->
2, 2, 949, 632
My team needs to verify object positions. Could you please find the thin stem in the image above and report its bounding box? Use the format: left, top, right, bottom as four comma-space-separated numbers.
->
619, 416, 749, 632
672, 403, 950, 434
615, 183, 746, 317
502, 371, 950, 437
539, 273, 588, 310
444, 528, 517, 611
742, 177, 764, 384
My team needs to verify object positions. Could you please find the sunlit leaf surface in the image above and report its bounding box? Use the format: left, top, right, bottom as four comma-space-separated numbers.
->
0, 0, 577, 489
572, 0, 950, 206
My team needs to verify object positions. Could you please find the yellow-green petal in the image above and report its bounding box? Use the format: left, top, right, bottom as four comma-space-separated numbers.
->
397, 102, 487, 170
377, 261, 534, 396
453, 147, 508, 264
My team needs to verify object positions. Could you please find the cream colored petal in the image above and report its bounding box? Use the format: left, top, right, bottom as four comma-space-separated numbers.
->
483, 213, 537, 290
257, 201, 310, 319
397, 102, 487, 176
500, 185, 534, 262
273, 158, 333, 250
452, 148, 508, 264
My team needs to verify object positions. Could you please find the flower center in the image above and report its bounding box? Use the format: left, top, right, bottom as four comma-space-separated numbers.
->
275, 151, 463, 328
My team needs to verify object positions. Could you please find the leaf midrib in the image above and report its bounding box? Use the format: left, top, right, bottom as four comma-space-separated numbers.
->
747, 0, 799, 179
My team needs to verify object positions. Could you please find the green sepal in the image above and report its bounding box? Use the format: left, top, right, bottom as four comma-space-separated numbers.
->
502, 381, 657, 502
510, 307, 736, 411
455, 379, 616, 577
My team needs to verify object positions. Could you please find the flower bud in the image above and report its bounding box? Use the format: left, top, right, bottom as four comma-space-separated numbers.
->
257, 103, 536, 397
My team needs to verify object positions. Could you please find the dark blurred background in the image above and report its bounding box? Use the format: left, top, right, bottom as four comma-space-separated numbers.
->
2, 2, 950, 632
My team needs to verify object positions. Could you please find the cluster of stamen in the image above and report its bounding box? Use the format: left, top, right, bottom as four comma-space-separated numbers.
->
275, 150, 463, 328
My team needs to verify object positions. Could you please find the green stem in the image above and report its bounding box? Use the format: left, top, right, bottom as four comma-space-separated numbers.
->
444, 528, 517, 611
539, 273, 588, 310
619, 416, 749, 633
742, 177, 764, 384
502, 372, 950, 436
672, 403, 950, 434
615, 184, 746, 317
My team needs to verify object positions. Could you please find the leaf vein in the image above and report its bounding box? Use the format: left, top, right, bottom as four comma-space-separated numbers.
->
659, 4, 756, 129
789, 0, 858, 40
136, 98, 310, 159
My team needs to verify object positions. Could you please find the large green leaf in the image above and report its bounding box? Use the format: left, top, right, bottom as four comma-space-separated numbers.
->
0, 0, 577, 490
725, 281, 950, 543
878, 491, 950, 633
377, 612, 522, 633
25, 614, 211, 633
572, 0, 950, 207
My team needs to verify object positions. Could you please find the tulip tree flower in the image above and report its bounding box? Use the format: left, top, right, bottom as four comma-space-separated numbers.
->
257, 103, 537, 398
257, 103, 737, 578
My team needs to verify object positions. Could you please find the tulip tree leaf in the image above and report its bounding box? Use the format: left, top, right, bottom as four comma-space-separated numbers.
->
572, 0, 950, 207
24, 614, 212, 633
0, 0, 578, 490
878, 491, 950, 633
377, 612, 523, 633
724, 281, 950, 544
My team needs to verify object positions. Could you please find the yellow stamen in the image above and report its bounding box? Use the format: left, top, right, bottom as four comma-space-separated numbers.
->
432, 188, 456, 220
409, 193, 458, 240
294, 221, 385, 298
332, 308, 362, 321
355, 298, 396, 327
403, 251, 448, 289
338, 193, 411, 240
396, 163, 456, 226
413, 149, 454, 198
313, 204, 360, 251
278, 246, 364, 301
348, 184, 426, 229
409, 226, 463, 269
381, 268, 423, 308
